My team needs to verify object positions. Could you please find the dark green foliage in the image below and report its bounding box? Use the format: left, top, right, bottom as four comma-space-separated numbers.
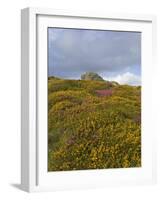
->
48, 77, 141, 171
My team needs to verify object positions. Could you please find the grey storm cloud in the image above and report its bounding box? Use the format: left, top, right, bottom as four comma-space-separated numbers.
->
48, 28, 141, 81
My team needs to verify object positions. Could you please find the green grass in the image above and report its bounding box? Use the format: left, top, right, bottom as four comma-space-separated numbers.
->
48, 77, 141, 171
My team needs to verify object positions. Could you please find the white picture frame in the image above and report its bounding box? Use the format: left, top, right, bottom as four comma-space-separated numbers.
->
21, 7, 157, 192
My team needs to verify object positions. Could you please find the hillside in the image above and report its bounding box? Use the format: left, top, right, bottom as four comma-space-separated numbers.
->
48, 76, 141, 171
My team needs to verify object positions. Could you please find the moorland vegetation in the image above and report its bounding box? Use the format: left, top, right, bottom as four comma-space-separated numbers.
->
48, 73, 141, 171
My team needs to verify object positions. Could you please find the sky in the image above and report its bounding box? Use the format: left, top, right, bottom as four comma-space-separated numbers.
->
48, 28, 141, 86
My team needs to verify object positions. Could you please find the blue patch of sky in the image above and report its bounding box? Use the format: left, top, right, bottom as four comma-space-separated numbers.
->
48, 27, 141, 85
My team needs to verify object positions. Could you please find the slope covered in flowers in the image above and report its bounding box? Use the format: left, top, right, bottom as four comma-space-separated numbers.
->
48, 77, 141, 171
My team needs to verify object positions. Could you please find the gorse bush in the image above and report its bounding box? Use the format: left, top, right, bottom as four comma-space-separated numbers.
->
48, 77, 141, 171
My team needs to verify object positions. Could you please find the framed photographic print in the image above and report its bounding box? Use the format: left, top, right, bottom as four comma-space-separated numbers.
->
21, 7, 157, 192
